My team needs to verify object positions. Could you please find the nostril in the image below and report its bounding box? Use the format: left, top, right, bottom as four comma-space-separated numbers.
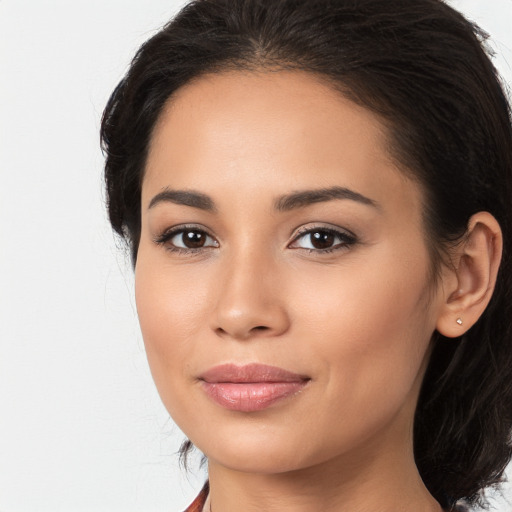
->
216, 327, 227, 335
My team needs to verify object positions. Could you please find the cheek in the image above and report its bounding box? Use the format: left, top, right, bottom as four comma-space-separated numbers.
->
134, 252, 213, 408
288, 248, 434, 420
291, 251, 431, 346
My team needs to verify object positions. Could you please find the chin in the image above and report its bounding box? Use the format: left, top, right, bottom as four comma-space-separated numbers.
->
192, 426, 339, 475
209, 447, 310, 474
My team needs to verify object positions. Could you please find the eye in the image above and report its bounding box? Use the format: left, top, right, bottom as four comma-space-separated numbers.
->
171, 229, 216, 249
154, 226, 219, 253
289, 226, 357, 253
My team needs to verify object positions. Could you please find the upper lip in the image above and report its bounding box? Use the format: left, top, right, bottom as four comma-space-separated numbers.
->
199, 363, 309, 383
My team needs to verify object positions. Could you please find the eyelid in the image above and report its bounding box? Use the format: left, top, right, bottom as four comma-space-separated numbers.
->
288, 224, 358, 252
153, 224, 219, 252
152, 222, 357, 255
292, 223, 356, 239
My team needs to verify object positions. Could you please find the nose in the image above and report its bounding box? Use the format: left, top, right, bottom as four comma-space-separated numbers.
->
211, 249, 290, 341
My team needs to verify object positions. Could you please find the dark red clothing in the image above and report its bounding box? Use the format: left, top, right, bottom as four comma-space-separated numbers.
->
183, 481, 470, 511
184, 481, 209, 512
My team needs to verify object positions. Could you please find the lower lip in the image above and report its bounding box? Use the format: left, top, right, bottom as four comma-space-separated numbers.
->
201, 381, 308, 412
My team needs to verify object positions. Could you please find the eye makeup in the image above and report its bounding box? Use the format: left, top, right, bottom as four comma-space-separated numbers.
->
153, 222, 358, 256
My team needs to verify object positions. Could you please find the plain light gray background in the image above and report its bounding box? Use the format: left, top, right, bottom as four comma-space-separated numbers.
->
0, 1, 511, 511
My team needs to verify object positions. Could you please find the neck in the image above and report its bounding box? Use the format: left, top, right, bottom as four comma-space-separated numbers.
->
205, 444, 443, 512
203, 353, 443, 512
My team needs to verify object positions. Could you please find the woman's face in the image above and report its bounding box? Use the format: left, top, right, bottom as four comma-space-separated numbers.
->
136, 71, 445, 474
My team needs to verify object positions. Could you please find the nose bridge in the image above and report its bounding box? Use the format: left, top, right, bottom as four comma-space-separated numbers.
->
212, 239, 289, 340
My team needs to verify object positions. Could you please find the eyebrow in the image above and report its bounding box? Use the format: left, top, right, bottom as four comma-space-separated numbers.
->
148, 186, 379, 212
273, 186, 379, 212
148, 188, 217, 212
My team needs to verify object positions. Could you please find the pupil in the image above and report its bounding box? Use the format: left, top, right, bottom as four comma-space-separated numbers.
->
184, 230, 205, 248
311, 231, 334, 249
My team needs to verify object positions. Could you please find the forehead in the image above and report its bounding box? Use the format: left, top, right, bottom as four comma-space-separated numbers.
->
148, 70, 390, 168
143, 70, 421, 219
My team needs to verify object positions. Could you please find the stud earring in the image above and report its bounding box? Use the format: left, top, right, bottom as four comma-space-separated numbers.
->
456, 318, 463, 325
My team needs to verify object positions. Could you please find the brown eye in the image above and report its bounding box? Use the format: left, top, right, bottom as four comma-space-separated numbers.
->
170, 229, 217, 249
290, 227, 357, 253
309, 231, 335, 249
154, 226, 219, 253
176, 230, 208, 248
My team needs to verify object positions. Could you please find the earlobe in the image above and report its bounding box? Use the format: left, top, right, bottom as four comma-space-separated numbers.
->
436, 212, 502, 338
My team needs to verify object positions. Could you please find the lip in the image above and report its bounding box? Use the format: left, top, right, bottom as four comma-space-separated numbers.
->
199, 363, 310, 412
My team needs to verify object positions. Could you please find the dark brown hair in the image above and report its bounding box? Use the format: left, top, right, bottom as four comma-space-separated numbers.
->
101, 1, 512, 509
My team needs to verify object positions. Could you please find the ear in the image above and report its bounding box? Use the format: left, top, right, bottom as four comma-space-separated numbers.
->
436, 211, 503, 338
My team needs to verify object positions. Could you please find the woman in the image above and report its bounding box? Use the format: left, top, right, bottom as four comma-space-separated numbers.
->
100, 0, 512, 511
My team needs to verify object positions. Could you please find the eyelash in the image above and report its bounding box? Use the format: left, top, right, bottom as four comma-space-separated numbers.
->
291, 225, 357, 254
153, 224, 218, 256
153, 224, 358, 256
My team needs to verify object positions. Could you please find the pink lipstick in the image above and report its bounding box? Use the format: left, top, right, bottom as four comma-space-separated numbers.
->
199, 363, 309, 412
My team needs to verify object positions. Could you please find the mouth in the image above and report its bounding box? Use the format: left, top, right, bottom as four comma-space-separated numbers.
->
199, 363, 310, 412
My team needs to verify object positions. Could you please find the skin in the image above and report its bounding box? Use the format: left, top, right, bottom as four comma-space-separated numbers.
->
135, 70, 502, 512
